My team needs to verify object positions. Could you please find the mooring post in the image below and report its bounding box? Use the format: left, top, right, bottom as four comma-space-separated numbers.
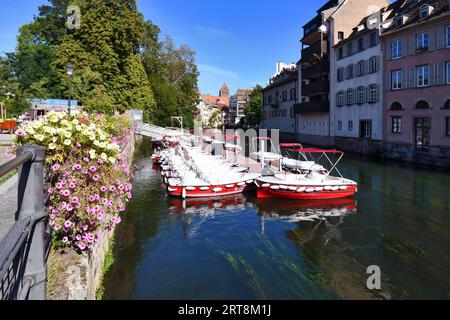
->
16, 146, 47, 300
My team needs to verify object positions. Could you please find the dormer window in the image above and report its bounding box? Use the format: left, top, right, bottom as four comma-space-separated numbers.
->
419, 5, 432, 19
395, 15, 404, 27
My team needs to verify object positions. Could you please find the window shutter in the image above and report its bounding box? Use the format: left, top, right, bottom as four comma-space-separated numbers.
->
410, 68, 417, 88
437, 63, 444, 84
363, 36, 369, 49
336, 92, 340, 106
365, 86, 370, 103
429, 64, 435, 86
386, 72, 391, 91
401, 37, 407, 57
403, 69, 408, 89
436, 27, 444, 49
376, 56, 381, 72
376, 84, 380, 103
429, 30, 435, 51
365, 60, 370, 74
409, 35, 416, 55
388, 41, 393, 60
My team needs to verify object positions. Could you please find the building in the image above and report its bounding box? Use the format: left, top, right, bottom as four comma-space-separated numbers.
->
295, 0, 390, 147
261, 63, 298, 134
332, 2, 389, 154
197, 83, 231, 127
29, 99, 79, 119
229, 89, 253, 124
381, 0, 450, 166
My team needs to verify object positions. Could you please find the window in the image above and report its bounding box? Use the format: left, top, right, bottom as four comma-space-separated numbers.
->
392, 117, 402, 134
337, 91, 344, 106
391, 40, 402, 59
290, 107, 295, 119
337, 68, 345, 82
416, 100, 430, 109
419, 5, 429, 19
358, 38, 364, 51
416, 32, 429, 51
357, 60, 365, 77
390, 102, 403, 110
357, 86, 365, 104
347, 89, 354, 105
447, 62, 450, 84
369, 32, 377, 47
282, 90, 288, 102
445, 99, 450, 109
368, 84, 378, 103
417, 65, 429, 87
346, 64, 354, 79
447, 117, 450, 137
338, 121, 343, 130
391, 70, 403, 90
348, 121, 353, 131
338, 32, 344, 41
447, 26, 450, 48
290, 88, 296, 100
369, 56, 378, 73
360, 120, 372, 139
395, 15, 403, 27
275, 91, 279, 103
415, 117, 431, 148
338, 47, 344, 59
347, 43, 353, 56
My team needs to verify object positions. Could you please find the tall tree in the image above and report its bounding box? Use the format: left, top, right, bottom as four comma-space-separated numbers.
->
243, 85, 263, 127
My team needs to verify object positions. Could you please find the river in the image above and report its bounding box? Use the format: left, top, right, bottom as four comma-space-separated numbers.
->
102, 138, 450, 300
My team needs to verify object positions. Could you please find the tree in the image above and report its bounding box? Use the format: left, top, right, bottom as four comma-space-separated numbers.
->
243, 85, 263, 127
0, 55, 30, 117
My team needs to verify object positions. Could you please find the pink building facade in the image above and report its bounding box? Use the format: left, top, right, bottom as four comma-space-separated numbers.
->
382, 0, 450, 167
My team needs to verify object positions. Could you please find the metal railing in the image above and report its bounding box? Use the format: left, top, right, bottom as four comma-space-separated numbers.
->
0, 146, 47, 300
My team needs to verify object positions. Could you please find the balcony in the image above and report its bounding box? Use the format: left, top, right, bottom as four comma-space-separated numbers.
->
302, 80, 329, 97
302, 61, 329, 79
294, 100, 330, 114
301, 40, 328, 64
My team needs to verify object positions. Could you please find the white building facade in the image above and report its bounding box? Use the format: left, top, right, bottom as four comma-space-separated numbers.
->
333, 21, 384, 144
261, 65, 298, 134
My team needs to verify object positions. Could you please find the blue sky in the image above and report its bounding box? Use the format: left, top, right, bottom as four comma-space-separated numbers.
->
0, 0, 327, 95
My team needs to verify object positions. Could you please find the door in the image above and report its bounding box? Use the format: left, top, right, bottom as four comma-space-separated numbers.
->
414, 117, 431, 149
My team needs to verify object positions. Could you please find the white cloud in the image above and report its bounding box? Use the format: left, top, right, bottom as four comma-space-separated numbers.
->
198, 64, 239, 80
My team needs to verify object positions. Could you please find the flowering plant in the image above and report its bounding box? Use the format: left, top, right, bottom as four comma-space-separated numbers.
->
15, 111, 132, 252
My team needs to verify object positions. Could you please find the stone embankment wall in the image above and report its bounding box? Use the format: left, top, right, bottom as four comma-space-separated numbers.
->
59, 133, 136, 300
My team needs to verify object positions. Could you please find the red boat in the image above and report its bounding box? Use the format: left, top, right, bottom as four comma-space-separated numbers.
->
256, 148, 357, 200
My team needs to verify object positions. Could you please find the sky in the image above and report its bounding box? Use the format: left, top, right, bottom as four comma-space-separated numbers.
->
0, 0, 328, 95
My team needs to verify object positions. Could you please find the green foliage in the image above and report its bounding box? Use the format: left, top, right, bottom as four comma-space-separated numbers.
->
243, 85, 263, 127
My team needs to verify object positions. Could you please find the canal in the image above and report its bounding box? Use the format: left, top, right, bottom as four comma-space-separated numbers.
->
102, 138, 450, 300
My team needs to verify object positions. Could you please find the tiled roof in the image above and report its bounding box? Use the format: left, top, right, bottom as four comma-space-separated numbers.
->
382, 0, 450, 35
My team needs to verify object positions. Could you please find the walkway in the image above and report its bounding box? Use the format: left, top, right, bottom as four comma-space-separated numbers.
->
0, 134, 17, 242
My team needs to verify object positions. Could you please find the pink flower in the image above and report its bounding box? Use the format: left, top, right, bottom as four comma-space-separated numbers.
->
48, 188, 54, 194
83, 157, 90, 163
82, 169, 89, 175
56, 183, 63, 190
54, 224, 62, 231
89, 195, 95, 202
71, 196, 79, 204
66, 204, 74, 212
98, 159, 104, 165
82, 225, 88, 231
52, 164, 61, 172
100, 186, 107, 193
109, 185, 116, 192
62, 237, 69, 243
102, 199, 109, 206
49, 220, 55, 226
89, 166, 97, 173
64, 221, 72, 228
76, 143, 81, 148
93, 174, 100, 181
69, 182, 76, 189
15, 130, 26, 137
126, 192, 132, 199
116, 180, 121, 185
94, 194, 100, 201
77, 242, 86, 250
97, 211, 105, 220
86, 234, 95, 243
50, 214, 56, 220
72, 164, 82, 171
76, 234, 82, 241
93, 206, 101, 213
118, 184, 125, 191
62, 190, 70, 197
85, 206, 91, 214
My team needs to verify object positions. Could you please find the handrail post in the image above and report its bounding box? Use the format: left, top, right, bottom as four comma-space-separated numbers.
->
16, 146, 46, 300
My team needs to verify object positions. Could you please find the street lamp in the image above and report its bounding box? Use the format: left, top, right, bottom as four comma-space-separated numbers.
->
67, 62, 74, 116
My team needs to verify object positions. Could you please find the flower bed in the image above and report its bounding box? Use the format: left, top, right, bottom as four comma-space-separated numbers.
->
15, 111, 133, 252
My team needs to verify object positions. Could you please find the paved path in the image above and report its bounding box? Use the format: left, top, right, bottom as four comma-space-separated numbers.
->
0, 174, 18, 242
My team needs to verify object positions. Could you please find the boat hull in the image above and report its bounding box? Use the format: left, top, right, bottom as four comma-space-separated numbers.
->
167, 182, 256, 199
257, 184, 357, 200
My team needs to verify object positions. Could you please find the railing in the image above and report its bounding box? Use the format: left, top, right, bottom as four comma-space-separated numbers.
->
302, 80, 330, 97
302, 61, 330, 80
0, 146, 47, 300
294, 100, 330, 114
301, 40, 328, 63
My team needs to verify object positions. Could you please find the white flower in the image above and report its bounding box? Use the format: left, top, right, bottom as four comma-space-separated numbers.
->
89, 149, 97, 159
101, 153, 108, 160
64, 131, 72, 139
64, 139, 72, 146
35, 134, 45, 142
108, 157, 116, 164
72, 119, 79, 125
48, 143, 57, 150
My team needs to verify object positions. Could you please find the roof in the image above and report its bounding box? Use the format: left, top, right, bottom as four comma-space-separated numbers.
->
381, 0, 450, 36
262, 69, 298, 92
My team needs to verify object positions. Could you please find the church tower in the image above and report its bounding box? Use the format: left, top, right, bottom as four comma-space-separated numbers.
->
219, 83, 230, 98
